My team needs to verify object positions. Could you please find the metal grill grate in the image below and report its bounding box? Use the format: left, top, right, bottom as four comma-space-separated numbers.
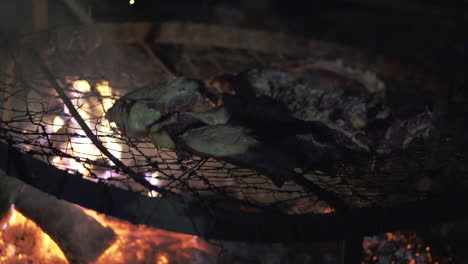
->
0, 23, 467, 242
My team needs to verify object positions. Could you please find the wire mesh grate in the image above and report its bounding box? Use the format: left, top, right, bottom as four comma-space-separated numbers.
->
0, 24, 467, 222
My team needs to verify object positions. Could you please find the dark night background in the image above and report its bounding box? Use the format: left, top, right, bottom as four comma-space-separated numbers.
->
1, 0, 467, 80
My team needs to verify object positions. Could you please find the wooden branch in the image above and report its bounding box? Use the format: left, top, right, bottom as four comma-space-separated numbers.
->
59, 0, 93, 25
139, 42, 176, 77
293, 174, 348, 212
0, 169, 115, 264
31, 50, 173, 196
33, 0, 48, 32
1, 59, 15, 122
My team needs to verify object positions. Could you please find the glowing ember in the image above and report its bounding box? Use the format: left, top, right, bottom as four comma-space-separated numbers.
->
158, 255, 169, 264
362, 231, 453, 264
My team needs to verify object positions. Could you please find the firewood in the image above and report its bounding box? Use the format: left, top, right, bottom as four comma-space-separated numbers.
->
32, 0, 48, 32
0, 169, 115, 264
60, 0, 93, 25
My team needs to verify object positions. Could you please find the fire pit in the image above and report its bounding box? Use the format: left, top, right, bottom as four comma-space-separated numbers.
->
0, 22, 467, 263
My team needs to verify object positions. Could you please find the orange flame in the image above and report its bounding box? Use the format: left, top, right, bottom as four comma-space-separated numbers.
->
52, 80, 122, 179
1, 205, 218, 264
0, 206, 67, 264
84, 208, 218, 264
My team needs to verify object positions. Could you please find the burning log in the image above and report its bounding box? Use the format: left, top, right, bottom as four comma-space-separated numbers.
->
0, 169, 115, 264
